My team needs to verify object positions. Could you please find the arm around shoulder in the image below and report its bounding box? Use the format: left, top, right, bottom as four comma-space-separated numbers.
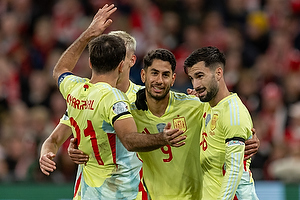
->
114, 118, 186, 152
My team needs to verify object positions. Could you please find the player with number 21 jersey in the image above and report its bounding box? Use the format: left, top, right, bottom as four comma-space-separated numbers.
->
59, 73, 142, 200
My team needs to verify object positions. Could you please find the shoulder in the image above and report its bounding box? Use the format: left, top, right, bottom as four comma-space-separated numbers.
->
170, 90, 204, 110
61, 74, 89, 85
128, 82, 144, 96
100, 83, 129, 101
219, 94, 253, 132
59, 74, 89, 97
221, 94, 250, 116
171, 90, 201, 103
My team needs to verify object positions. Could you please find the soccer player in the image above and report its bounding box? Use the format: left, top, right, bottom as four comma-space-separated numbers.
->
131, 49, 204, 199
40, 30, 146, 200
39, 4, 186, 200
184, 46, 259, 199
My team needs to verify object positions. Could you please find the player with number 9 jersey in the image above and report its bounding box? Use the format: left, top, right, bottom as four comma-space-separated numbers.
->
131, 90, 204, 200
59, 73, 143, 200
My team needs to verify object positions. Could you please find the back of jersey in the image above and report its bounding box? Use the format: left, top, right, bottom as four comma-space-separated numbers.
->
59, 74, 142, 199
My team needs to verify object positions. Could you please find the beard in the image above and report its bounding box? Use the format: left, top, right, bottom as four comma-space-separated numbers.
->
146, 84, 170, 101
199, 79, 219, 102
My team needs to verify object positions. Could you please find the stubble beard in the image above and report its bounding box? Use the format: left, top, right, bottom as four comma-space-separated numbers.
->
146, 85, 170, 101
199, 80, 219, 102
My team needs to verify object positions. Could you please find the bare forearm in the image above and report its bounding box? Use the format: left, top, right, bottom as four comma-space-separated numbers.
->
40, 137, 59, 157
53, 31, 92, 83
40, 123, 73, 157
123, 132, 166, 152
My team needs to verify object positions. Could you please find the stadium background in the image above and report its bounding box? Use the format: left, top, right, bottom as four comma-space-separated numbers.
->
0, 0, 300, 199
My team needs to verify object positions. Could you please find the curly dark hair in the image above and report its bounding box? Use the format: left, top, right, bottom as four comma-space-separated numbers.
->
143, 48, 176, 72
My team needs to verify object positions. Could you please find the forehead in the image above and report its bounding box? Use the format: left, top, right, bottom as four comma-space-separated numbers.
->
187, 61, 209, 76
148, 59, 172, 72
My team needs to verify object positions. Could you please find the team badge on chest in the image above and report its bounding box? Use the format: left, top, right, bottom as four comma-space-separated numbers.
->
211, 114, 219, 130
173, 117, 187, 133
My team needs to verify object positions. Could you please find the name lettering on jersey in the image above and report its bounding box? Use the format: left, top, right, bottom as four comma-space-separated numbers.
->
67, 94, 94, 110
173, 117, 187, 133
211, 114, 218, 130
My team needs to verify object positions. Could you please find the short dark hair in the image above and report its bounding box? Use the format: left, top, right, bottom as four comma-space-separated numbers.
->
143, 49, 176, 72
183, 46, 226, 74
88, 34, 126, 74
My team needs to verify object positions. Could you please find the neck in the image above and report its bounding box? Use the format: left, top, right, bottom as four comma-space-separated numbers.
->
146, 92, 170, 117
116, 67, 131, 93
116, 78, 130, 93
209, 82, 230, 107
90, 71, 118, 88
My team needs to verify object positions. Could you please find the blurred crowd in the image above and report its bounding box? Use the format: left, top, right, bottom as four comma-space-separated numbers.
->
0, 0, 300, 184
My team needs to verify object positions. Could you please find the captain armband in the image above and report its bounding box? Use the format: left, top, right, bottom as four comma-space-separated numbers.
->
225, 137, 245, 146
58, 72, 73, 87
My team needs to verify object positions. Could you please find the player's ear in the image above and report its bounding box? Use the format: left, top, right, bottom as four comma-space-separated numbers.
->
130, 54, 137, 67
141, 69, 146, 83
118, 60, 124, 73
171, 72, 176, 87
89, 58, 92, 69
215, 67, 223, 81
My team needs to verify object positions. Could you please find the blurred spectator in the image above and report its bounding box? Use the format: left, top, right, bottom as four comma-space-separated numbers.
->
201, 10, 228, 51
178, 0, 205, 28
52, 0, 90, 48
283, 71, 300, 105
129, 0, 162, 57
173, 24, 202, 92
234, 68, 260, 115
268, 102, 300, 183
23, 70, 52, 108
160, 11, 181, 51
243, 10, 270, 67
0, 56, 20, 109
251, 83, 288, 180
29, 16, 56, 70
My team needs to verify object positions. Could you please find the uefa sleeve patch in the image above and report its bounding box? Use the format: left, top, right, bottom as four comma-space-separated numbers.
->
226, 140, 245, 147
112, 101, 129, 115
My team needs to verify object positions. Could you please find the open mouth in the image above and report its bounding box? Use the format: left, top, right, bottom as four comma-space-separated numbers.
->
196, 88, 206, 96
152, 86, 164, 93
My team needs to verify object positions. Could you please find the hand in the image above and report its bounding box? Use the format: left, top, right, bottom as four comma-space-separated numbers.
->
163, 122, 186, 147
244, 128, 260, 160
186, 88, 198, 97
68, 138, 89, 164
39, 152, 56, 176
86, 4, 117, 38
